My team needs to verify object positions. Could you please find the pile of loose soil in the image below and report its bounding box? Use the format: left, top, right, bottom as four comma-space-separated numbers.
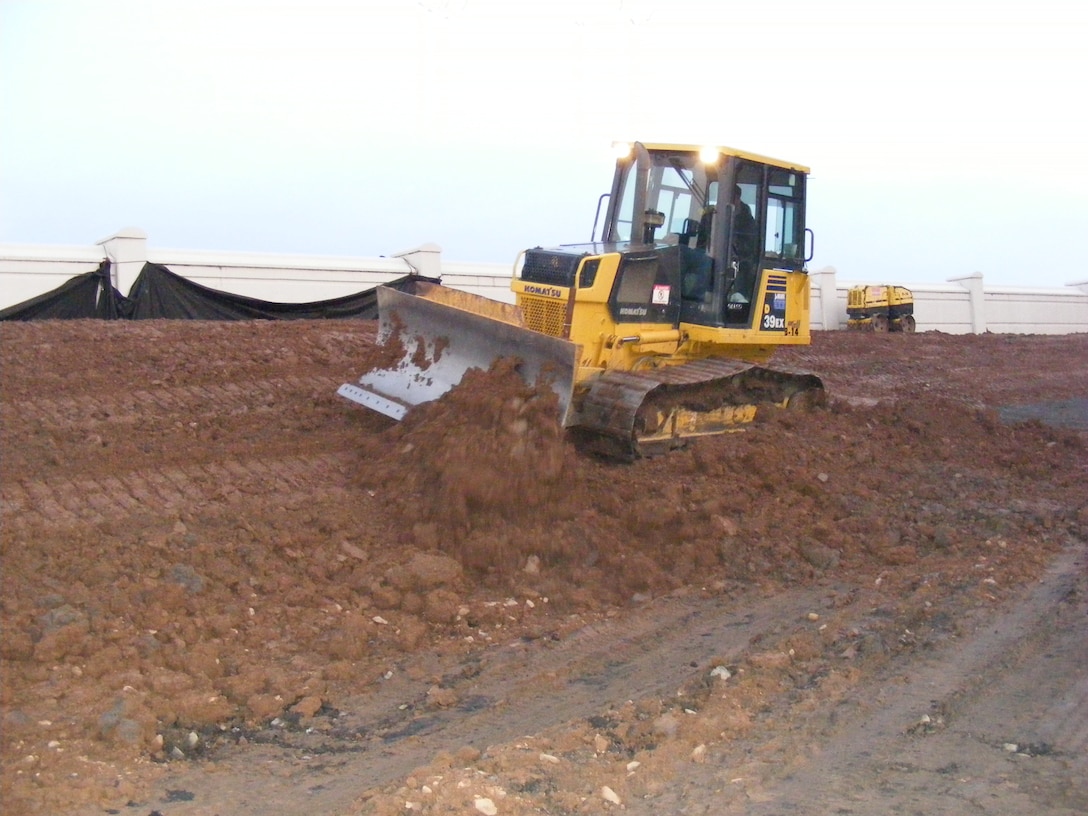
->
1, 322, 1086, 815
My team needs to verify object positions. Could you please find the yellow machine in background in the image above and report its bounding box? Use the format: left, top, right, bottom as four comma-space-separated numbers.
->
340, 141, 825, 458
846, 285, 916, 333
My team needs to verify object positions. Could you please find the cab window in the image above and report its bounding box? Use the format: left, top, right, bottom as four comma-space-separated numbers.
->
764, 169, 805, 263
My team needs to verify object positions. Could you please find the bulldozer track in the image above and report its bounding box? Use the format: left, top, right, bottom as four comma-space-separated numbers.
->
2, 375, 343, 432
1, 452, 352, 530
0, 373, 361, 493
573, 359, 824, 458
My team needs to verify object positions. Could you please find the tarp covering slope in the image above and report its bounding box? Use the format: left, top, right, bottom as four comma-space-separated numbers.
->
1, 262, 432, 321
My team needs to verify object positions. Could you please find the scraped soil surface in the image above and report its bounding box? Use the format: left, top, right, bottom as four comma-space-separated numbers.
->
2, 323, 1086, 816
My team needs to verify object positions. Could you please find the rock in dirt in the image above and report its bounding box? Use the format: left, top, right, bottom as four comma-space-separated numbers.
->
474, 797, 498, 815
749, 650, 792, 670
386, 552, 463, 591
426, 686, 458, 708
799, 540, 840, 570
291, 695, 323, 718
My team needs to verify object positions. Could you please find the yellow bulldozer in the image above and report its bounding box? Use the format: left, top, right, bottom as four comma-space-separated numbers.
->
339, 141, 825, 458
846, 285, 916, 332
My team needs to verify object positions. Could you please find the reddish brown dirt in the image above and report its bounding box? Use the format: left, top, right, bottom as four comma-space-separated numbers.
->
2, 323, 1086, 816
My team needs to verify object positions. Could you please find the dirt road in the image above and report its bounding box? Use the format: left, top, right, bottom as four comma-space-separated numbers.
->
2, 323, 1086, 815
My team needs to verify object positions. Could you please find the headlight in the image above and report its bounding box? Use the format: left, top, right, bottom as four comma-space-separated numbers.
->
699, 145, 720, 165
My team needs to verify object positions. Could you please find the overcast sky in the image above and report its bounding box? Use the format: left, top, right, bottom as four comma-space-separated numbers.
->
2, 0, 1086, 287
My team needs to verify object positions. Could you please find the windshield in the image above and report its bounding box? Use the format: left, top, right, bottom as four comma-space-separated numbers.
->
611, 152, 717, 244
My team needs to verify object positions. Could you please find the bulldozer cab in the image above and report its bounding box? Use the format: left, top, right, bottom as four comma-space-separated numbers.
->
600, 142, 809, 328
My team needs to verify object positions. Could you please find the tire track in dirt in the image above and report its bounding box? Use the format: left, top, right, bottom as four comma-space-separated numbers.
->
2, 376, 344, 432
2, 370, 361, 527
643, 542, 1088, 816
1, 452, 354, 530
140, 584, 835, 816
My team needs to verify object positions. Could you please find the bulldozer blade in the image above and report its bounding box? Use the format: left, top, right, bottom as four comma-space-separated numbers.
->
338, 281, 580, 423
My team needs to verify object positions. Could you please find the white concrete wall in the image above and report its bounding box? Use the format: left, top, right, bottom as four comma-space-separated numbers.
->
155, 247, 432, 303
0, 231, 518, 310
0, 244, 106, 307
808, 267, 1087, 334
982, 287, 1088, 334
3, 230, 1086, 334
441, 259, 517, 302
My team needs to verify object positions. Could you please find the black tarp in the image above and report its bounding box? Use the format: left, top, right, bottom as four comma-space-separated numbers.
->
1, 261, 433, 321
126, 262, 388, 320
0, 261, 128, 320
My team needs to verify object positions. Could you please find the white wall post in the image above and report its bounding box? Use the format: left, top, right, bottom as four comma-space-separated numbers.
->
392, 242, 442, 278
811, 266, 839, 331
949, 271, 986, 334
97, 227, 148, 296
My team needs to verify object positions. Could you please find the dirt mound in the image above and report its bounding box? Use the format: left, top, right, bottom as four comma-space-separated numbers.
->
361, 357, 571, 570
1, 322, 1086, 815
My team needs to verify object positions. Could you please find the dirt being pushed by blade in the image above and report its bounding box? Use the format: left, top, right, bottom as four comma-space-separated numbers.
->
353, 356, 574, 576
